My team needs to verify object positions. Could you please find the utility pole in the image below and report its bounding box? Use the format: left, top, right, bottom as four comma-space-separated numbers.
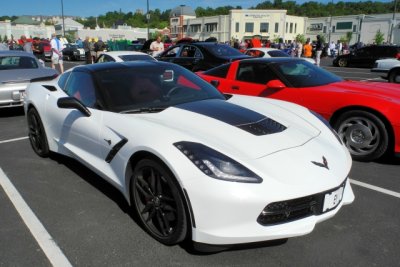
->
389, 0, 398, 43
61, 0, 65, 37
146, 0, 150, 40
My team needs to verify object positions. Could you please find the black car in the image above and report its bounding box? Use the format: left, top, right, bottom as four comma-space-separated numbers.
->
333, 45, 400, 68
155, 42, 250, 72
62, 44, 85, 61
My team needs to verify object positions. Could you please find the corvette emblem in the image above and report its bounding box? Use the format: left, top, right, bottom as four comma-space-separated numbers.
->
311, 156, 329, 170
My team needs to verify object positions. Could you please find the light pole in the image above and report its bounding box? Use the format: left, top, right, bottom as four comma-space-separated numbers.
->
146, 0, 150, 40
61, 0, 65, 37
389, 0, 398, 44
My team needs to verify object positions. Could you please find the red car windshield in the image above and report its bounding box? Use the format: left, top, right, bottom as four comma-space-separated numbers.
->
274, 61, 342, 87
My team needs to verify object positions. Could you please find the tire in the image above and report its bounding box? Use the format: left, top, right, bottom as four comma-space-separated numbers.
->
388, 69, 400, 83
131, 158, 187, 245
337, 58, 348, 67
333, 110, 389, 161
27, 108, 50, 157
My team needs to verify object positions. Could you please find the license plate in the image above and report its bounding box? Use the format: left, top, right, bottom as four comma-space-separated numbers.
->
322, 186, 344, 212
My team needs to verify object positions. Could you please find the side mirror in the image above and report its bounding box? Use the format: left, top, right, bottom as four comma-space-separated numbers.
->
57, 97, 91, 117
210, 80, 220, 87
265, 79, 285, 90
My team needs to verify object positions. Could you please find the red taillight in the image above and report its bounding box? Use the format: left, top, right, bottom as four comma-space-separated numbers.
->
395, 53, 400, 59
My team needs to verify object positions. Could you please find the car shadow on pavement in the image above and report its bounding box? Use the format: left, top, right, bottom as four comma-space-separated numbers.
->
0, 107, 24, 117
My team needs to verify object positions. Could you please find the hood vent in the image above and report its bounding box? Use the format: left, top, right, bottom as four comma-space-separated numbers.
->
237, 118, 287, 136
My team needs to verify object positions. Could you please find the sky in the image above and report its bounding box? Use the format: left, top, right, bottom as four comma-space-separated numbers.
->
0, 0, 393, 17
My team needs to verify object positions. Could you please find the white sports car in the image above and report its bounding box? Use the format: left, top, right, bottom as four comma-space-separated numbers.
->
24, 61, 354, 249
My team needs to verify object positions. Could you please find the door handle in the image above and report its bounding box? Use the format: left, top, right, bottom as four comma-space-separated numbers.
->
231, 85, 239, 90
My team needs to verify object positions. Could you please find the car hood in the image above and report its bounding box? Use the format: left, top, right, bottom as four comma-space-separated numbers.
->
0, 68, 57, 83
133, 97, 321, 160
327, 81, 400, 100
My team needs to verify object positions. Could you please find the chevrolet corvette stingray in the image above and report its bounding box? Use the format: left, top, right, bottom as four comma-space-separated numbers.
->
197, 58, 400, 162
24, 61, 354, 249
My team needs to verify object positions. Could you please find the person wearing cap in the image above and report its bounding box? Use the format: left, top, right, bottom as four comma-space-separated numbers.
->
50, 33, 64, 73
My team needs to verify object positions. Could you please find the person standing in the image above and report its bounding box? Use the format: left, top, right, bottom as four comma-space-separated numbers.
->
150, 36, 164, 57
83, 36, 91, 64
21, 35, 33, 53
296, 41, 303, 58
315, 35, 323, 67
303, 40, 312, 58
94, 37, 106, 59
337, 40, 343, 56
329, 41, 336, 57
50, 33, 64, 73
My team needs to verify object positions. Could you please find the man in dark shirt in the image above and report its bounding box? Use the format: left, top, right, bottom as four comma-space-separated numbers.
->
32, 37, 45, 62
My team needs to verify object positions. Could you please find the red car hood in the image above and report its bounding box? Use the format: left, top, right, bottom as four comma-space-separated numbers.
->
328, 81, 400, 100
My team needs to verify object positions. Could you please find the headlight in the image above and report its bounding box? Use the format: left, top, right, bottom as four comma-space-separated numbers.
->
174, 141, 262, 183
310, 110, 343, 145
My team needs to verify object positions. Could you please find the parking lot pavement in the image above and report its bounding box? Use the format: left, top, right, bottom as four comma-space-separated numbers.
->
0, 108, 400, 266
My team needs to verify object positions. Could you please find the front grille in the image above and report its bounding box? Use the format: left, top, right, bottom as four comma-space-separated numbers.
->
257, 179, 347, 226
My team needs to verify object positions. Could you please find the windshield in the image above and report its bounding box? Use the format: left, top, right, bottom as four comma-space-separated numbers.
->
118, 55, 156, 62
94, 63, 225, 112
205, 44, 244, 57
0, 56, 38, 70
268, 50, 290, 57
275, 60, 342, 87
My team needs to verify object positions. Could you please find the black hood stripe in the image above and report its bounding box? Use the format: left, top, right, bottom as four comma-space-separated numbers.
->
175, 99, 286, 136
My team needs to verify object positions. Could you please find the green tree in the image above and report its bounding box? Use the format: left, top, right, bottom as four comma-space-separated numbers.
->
345, 31, 353, 44
295, 34, 306, 44
374, 29, 385, 44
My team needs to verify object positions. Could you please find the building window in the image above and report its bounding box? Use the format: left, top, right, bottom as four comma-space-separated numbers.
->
275, 22, 279, 33
336, 22, 353, 30
289, 23, 293, 33
260, 22, 269, 33
286, 22, 288, 33
294, 23, 297, 33
190, 24, 201, 33
205, 23, 217, 32
245, 22, 254, 33
353, 25, 357, 32
323, 26, 327, 33
332, 26, 336, 33
235, 22, 239, 33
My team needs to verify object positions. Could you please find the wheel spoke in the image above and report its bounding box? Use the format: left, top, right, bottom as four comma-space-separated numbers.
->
138, 175, 153, 196
149, 168, 156, 193
156, 211, 168, 236
141, 202, 153, 214
136, 181, 152, 199
146, 209, 156, 222
162, 204, 176, 213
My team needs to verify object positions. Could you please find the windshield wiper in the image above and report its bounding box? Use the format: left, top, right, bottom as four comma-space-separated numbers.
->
119, 107, 166, 114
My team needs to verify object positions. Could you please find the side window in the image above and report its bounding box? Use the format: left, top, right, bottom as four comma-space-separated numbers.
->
180, 46, 199, 58
64, 72, 97, 108
164, 46, 180, 57
97, 55, 105, 63
58, 72, 71, 91
203, 64, 230, 78
236, 63, 278, 84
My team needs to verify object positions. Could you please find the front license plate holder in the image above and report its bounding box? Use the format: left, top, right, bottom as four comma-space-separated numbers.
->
322, 186, 344, 212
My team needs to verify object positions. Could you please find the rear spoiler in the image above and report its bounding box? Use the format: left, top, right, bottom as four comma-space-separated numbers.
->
30, 74, 59, 83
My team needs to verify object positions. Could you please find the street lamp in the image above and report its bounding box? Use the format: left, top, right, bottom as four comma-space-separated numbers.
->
389, 0, 398, 44
61, 0, 65, 37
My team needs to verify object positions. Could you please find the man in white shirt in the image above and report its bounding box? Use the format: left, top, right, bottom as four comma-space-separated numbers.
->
150, 36, 164, 57
50, 33, 64, 73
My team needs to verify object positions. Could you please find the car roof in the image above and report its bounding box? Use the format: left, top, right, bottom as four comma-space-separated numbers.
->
0, 50, 37, 58
72, 60, 171, 73
103, 51, 149, 56
236, 57, 304, 64
246, 48, 279, 52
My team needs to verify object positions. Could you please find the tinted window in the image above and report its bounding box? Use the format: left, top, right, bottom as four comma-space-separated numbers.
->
236, 63, 279, 85
162, 46, 180, 57
65, 72, 97, 107
0, 56, 38, 70
204, 44, 243, 57
268, 50, 290, 57
118, 55, 155, 61
58, 72, 71, 91
180, 45, 201, 58
245, 50, 265, 57
275, 60, 342, 87
203, 64, 230, 78
93, 63, 224, 112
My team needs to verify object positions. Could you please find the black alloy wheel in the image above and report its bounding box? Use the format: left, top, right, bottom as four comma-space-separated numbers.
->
27, 108, 50, 157
389, 69, 400, 83
334, 110, 389, 161
337, 58, 348, 67
131, 158, 187, 245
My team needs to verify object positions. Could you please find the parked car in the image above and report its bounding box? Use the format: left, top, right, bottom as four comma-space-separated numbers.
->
25, 60, 354, 250
371, 58, 400, 83
96, 51, 156, 63
245, 47, 316, 65
197, 58, 400, 161
155, 42, 250, 72
42, 41, 52, 61
333, 45, 400, 68
127, 43, 144, 51
0, 50, 58, 108
62, 44, 85, 61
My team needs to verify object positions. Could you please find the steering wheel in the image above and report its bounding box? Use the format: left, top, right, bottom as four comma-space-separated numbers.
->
166, 86, 184, 98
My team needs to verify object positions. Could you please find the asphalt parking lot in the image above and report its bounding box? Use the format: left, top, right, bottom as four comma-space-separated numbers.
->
0, 58, 399, 266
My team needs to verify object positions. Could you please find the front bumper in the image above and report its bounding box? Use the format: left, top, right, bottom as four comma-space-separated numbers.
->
0, 83, 28, 108
370, 68, 389, 79
189, 178, 354, 245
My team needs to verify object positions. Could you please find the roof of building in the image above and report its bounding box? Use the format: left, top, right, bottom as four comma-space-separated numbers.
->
55, 18, 83, 27
170, 5, 196, 18
12, 16, 41, 25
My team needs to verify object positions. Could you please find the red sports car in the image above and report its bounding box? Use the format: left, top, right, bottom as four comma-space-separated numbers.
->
197, 58, 400, 161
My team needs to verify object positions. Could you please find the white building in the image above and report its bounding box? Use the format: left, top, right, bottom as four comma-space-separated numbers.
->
0, 20, 54, 40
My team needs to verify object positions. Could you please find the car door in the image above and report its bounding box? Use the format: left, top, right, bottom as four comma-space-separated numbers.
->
351, 47, 372, 67
45, 71, 104, 168
156, 46, 181, 63
172, 45, 203, 71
